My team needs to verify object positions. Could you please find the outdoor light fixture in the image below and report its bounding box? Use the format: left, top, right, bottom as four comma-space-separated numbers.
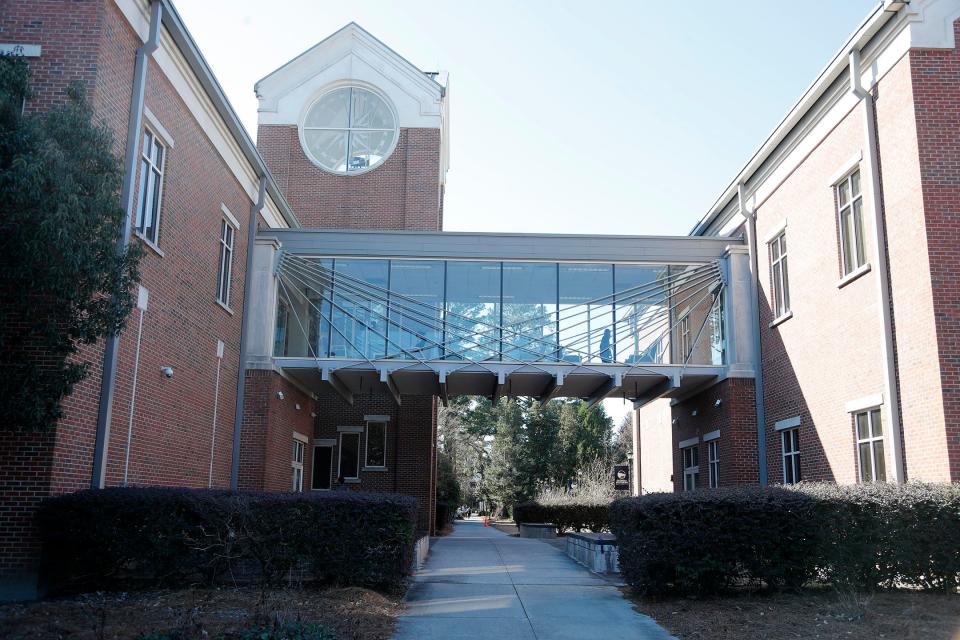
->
311, 412, 317, 418
672, 418, 679, 425
160, 366, 174, 378
691, 410, 698, 417
715, 398, 723, 407
276, 391, 285, 400
295, 403, 301, 411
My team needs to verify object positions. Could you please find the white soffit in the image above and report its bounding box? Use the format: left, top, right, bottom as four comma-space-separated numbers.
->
256, 23, 444, 129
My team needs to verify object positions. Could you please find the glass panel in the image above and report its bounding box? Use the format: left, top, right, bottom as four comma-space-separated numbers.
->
146, 168, 162, 243
773, 262, 783, 316
339, 433, 360, 479
330, 259, 389, 359
785, 456, 795, 484
153, 140, 163, 167
350, 88, 394, 129
502, 262, 558, 361
559, 264, 613, 363
874, 441, 886, 482
859, 442, 873, 482
614, 265, 666, 364
445, 261, 501, 361
842, 207, 856, 274
870, 409, 883, 438
781, 257, 790, 313
135, 158, 149, 231
304, 87, 351, 128
856, 412, 869, 440
850, 170, 861, 197
853, 198, 866, 267
348, 130, 395, 172
312, 446, 332, 490
366, 422, 386, 467
388, 260, 444, 359
304, 129, 348, 172
302, 258, 333, 357
838, 180, 850, 207
770, 238, 781, 261
273, 301, 289, 357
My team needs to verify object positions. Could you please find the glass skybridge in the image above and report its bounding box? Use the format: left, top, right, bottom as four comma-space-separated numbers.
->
248, 229, 757, 407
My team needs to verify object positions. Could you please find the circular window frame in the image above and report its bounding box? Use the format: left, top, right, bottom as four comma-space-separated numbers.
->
297, 82, 400, 177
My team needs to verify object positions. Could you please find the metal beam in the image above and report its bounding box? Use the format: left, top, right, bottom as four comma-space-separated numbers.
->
380, 368, 401, 406
492, 371, 506, 403
321, 366, 353, 406
537, 372, 564, 404
585, 373, 622, 409
632, 374, 680, 409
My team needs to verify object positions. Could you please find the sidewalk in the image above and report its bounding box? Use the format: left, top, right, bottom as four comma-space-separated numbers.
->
393, 518, 674, 639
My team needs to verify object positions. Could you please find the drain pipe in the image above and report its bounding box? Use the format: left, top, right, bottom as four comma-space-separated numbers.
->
849, 50, 905, 483
230, 175, 267, 490
91, 0, 163, 489
739, 183, 768, 486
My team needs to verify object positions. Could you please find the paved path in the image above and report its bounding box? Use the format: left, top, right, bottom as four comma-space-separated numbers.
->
393, 519, 674, 640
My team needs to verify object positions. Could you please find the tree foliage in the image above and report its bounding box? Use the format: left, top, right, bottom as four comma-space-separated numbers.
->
0, 54, 141, 430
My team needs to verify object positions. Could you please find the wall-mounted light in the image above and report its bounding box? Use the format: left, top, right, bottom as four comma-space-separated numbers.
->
161, 366, 174, 378
295, 403, 301, 411
311, 412, 317, 418
714, 398, 722, 407
671, 418, 679, 425
691, 410, 698, 417
276, 391, 285, 400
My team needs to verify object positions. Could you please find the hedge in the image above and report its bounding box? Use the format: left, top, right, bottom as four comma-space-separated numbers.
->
38, 488, 418, 593
513, 500, 609, 533
610, 483, 960, 596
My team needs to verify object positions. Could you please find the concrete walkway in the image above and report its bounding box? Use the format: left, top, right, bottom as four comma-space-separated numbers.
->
393, 519, 674, 640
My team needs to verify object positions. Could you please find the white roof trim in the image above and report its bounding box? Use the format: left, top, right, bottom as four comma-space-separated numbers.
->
774, 416, 801, 431
293, 431, 309, 443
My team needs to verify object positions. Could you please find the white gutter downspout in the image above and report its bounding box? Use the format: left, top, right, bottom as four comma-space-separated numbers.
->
91, 0, 162, 489
738, 184, 768, 486
849, 49, 905, 483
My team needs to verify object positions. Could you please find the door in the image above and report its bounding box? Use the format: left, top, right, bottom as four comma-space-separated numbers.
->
312, 445, 333, 490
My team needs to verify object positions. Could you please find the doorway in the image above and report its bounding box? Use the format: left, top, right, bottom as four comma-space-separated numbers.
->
312, 444, 333, 490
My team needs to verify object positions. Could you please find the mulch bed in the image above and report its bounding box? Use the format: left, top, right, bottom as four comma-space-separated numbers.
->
629, 588, 960, 640
0, 587, 402, 640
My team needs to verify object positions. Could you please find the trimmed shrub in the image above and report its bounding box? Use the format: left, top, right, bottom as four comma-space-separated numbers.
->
38, 488, 417, 593
610, 483, 960, 596
513, 500, 609, 533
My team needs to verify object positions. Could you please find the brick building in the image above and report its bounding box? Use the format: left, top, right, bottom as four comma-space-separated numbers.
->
634, 0, 960, 494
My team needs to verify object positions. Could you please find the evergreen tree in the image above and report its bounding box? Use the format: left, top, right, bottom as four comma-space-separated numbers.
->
0, 55, 141, 431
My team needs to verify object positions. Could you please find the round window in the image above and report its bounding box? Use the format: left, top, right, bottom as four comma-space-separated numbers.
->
300, 86, 398, 175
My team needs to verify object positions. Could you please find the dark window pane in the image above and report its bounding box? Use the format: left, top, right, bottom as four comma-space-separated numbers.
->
870, 409, 883, 438
859, 442, 873, 482
856, 412, 869, 440
874, 442, 886, 481
366, 422, 386, 467
339, 433, 360, 479
312, 446, 332, 490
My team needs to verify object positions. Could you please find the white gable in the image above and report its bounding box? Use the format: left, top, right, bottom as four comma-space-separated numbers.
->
255, 23, 445, 130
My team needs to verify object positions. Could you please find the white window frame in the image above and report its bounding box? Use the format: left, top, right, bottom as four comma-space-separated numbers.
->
337, 427, 363, 481
291, 437, 305, 492
707, 440, 720, 489
768, 231, 790, 320
682, 445, 699, 491
216, 216, 236, 310
781, 428, 801, 485
364, 420, 388, 469
854, 407, 886, 483
134, 128, 167, 251
836, 168, 867, 276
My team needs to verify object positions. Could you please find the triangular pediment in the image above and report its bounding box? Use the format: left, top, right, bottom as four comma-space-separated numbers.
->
255, 23, 445, 129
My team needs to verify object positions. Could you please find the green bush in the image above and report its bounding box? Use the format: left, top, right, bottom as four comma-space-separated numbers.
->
610, 483, 960, 596
513, 500, 609, 533
39, 488, 417, 594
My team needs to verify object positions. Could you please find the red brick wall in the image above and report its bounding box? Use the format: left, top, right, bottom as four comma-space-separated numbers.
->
669, 378, 757, 492
257, 125, 442, 230
909, 22, 960, 482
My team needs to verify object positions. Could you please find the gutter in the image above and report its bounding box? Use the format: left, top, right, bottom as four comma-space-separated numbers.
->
691, 0, 903, 237
157, 0, 299, 229
849, 49, 906, 483
91, 0, 163, 489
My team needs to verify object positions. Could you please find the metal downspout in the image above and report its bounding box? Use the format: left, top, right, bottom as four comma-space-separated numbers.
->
230, 176, 267, 490
739, 184, 769, 486
849, 50, 905, 483
91, 0, 162, 489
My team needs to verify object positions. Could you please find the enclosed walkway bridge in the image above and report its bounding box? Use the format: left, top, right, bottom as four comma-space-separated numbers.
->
246, 229, 757, 407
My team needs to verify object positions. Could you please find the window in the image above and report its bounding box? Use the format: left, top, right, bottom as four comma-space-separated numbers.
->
291, 439, 305, 492
708, 440, 720, 489
338, 431, 361, 480
836, 169, 867, 275
300, 86, 398, 175
135, 130, 166, 245
781, 428, 801, 484
769, 231, 790, 318
312, 444, 333, 490
679, 313, 692, 361
365, 421, 387, 468
682, 445, 699, 491
855, 408, 886, 483
216, 219, 235, 307
273, 300, 289, 357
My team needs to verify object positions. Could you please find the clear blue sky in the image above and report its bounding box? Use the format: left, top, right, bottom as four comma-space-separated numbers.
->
175, 0, 878, 424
